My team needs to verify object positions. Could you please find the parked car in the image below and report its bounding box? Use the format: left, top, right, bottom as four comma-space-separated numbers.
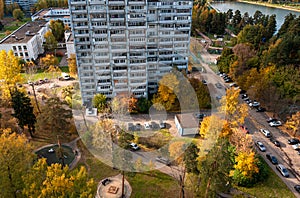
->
249, 101, 260, 107
294, 185, 300, 193
269, 120, 282, 127
292, 143, 300, 150
144, 122, 151, 130
129, 143, 140, 151
159, 121, 166, 129
127, 123, 134, 131
135, 123, 142, 131
256, 107, 266, 112
195, 113, 206, 120
288, 138, 300, 145
155, 156, 171, 166
215, 83, 222, 89
266, 153, 278, 164
270, 138, 281, 147
260, 129, 271, 138
216, 95, 222, 101
267, 117, 277, 123
202, 80, 207, 85
276, 164, 289, 177
256, 141, 266, 152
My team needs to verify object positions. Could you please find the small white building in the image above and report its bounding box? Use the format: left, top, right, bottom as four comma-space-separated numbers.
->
65, 31, 75, 58
31, 8, 71, 28
0, 21, 49, 61
175, 113, 199, 136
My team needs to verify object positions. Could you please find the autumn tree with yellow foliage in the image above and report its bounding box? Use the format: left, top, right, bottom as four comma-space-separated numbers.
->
22, 158, 95, 197
0, 50, 23, 100
68, 54, 77, 77
219, 88, 248, 127
285, 111, 300, 137
40, 54, 59, 70
0, 129, 34, 197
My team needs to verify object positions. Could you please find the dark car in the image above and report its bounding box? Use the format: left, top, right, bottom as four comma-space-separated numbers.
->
256, 107, 266, 112
294, 185, 300, 193
266, 153, 278, 164
270, 138, 281, 147
288, 138, 300, 145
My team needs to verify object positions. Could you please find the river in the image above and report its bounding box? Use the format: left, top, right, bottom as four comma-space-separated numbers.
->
211, 1, 300, 30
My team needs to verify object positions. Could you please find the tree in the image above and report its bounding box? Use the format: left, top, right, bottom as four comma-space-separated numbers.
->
12, 9, 24, 21
40, 54, 59, 70
137, 97, 151, 113
0, 0, 3, 19
68, 54, 77, 77
0, 50, 23, 100
0, 129, 34, 197
11, 89, 36, 137
47, 65, 61, 79
184, 142, 200, 174
152, 73, 180, 111
50, 19, 65, 42
44, 30, 58, 52
169, 141, 187, 198
232, 10, 242, 33
22, 158, 95, 197
197, 138, 233, 197
92, 93, 107, 113
278, 13, 295, 37
36, 97, 72, 138
219, 88, 248, 127
285, 111, 300, 137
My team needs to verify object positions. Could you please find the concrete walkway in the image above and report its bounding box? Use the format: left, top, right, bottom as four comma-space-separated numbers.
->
96, 174, 132, 198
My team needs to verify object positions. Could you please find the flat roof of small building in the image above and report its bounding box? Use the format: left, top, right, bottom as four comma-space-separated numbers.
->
175, 113, 199, 128
0, 21, 47, 44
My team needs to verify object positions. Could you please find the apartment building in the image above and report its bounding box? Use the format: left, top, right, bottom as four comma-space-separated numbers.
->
32, 8, 72, 28
5, 0, 37, 13
0, 21, 49, 61
69, 0, 193, 104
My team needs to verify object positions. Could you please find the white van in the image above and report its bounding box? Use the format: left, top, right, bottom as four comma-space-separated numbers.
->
61, 72, 70, 80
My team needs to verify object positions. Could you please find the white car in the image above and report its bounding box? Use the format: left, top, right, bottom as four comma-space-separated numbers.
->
292, 143, 300, 150
129, 143, 139, 151
144, 122, 151, 129
276, 164, 289, 177
256, 141, 266, 152
249, 101, 260, 107
260, 129, 271, 138
269, 121, 282, 127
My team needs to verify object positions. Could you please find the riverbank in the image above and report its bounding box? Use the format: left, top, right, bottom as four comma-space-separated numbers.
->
237, 0, 300, 13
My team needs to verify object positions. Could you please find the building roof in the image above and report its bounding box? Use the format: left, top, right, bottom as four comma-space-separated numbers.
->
0, 21, 47, 45
175, 113, 199, 128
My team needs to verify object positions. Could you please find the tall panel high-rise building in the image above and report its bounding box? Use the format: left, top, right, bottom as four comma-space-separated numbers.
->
69, 0, 193, 105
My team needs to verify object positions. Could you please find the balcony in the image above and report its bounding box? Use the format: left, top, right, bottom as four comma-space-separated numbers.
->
71, 9, 87, 14
75, 33, 89, 37
108, 0, 124, 5
70, 0, 86, 5
128, 1, 145, 5
73, 18, 88, 22
89, 0, 105, 5
73, 25, 89, 30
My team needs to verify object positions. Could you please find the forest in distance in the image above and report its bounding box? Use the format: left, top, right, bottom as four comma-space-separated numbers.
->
192, 0, 300, 124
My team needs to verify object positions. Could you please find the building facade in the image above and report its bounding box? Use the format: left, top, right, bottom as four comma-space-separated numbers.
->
31, 8, 72, 28
5, 0, 37, 13
69, 0, 193, 104
0, 21, 49, 61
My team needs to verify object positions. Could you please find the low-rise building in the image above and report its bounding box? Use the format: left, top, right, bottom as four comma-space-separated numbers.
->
0, 21, 49, 61
31, 8, 71, 28
65, 31, 75, 58
175, 113, 199, 136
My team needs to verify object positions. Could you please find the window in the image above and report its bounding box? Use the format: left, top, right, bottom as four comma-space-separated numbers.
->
18, 46, 22, 50
13, 46, 17, 50
25, 52, 28, 57
20, 53, 23, 56
23, 45, 27, 50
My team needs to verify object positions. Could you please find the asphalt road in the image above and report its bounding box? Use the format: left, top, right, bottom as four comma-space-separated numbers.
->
192, 46, 300, 198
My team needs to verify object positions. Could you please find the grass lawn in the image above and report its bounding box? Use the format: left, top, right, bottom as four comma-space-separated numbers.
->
77, 141, 181, 197
237, 165, 296, 198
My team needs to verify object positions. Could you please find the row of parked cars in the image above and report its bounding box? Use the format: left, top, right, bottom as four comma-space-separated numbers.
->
255, 140, 289, 177
127, 121, 166, 131
28, 78, 49, 86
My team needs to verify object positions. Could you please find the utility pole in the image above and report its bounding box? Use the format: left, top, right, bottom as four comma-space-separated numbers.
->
29, 83, 41, 114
